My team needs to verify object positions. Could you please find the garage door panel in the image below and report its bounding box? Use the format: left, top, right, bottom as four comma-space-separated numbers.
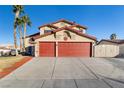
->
58, 42, 91, 57
39, 42, 55, 57
39, 42, 91, 57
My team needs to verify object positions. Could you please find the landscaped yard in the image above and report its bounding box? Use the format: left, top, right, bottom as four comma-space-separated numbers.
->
0, 56, 25, 72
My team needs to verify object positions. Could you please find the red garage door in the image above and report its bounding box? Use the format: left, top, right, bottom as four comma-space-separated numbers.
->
39, 42, 56, 57
58, 42, 92, 57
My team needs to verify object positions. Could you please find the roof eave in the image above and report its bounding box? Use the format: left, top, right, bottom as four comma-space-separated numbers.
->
35, 27, 97, 41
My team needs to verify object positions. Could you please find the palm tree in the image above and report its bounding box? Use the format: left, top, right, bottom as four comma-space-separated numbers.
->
13, 5, 24, 55
15, 18, 23, 52
110, 33, 117, 40
21, 15, 31, 51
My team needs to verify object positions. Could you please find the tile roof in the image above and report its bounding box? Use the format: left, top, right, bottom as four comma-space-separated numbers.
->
69, 24, 87, 29
27, 19, 95, 41
33, 26, 97, 41
26, 32, 40, 38
38, 24, 58, 30
51, 19, 75, 25
38, 19, 87, 29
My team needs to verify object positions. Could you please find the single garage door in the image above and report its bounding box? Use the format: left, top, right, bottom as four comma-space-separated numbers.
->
58, 42, 92, 57
39, 42, 56, 57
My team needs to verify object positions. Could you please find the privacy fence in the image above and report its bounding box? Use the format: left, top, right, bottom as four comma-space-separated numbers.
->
94, 45, 119, 57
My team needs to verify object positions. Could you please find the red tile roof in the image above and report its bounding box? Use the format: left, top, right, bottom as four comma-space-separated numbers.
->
26, 32, 40, 38
51, 19, 75, 25
69, 24, 87, 29
38, 24, 58, 29
33, 26, 97, 41
27, 19, 95, 41
38, 19, 87, 30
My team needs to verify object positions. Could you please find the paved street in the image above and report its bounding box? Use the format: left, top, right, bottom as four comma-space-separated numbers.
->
0, 57, 124, 88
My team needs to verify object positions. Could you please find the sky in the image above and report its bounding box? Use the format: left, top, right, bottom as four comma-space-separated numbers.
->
0, 5, 124, 45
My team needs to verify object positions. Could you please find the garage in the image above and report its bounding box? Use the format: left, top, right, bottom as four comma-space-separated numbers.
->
58, 42, 92, 57
39, 42, 56, 57
39, 42, 92, 57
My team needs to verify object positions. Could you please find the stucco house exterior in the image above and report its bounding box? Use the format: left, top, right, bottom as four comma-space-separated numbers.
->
25, 19, 97, 57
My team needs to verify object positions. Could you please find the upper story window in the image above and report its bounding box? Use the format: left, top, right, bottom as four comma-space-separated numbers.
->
44, 30, 52, 33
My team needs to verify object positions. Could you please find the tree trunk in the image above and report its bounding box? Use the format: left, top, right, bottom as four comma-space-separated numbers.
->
14, 25, 17, 49
13, 10, 20, 55
23, 23, 27, 52
19, 26, 23, 52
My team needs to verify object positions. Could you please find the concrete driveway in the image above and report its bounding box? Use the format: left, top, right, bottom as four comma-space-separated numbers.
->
0, 57, 124, 88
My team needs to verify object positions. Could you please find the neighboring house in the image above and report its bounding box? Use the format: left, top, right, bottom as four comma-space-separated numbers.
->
97, 39, 124, 45
0, 46, 12, 56
0, 44, 14, 49
95, 39, 124, 57
25, 19, 97, 57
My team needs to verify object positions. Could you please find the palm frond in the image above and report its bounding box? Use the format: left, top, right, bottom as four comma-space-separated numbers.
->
12, 5, 24, 14
21, 15, 32, 27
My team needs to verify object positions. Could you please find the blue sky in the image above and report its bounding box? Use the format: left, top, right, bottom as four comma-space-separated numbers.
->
0, 5, 124, 45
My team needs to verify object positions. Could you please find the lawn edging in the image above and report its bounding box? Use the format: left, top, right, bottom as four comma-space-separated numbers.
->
0, 56, 32, 79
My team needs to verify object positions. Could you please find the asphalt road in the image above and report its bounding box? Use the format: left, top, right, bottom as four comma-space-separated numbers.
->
0, 57, 124, 88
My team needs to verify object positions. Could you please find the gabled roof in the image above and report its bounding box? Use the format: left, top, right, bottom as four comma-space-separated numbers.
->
69, 24, 87, 29
51, 19, 87, 29
38, 19, 87, 30
38, 24, 58, 29
33, 26, 96, 41
51, 19, 75, 25
98, 39, 124, 45
26, 32, 40, 38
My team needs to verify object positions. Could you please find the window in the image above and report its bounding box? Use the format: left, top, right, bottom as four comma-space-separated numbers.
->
44, 30, 52, 33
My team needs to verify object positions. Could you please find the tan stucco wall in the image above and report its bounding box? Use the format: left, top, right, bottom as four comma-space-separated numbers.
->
35, 30, 96, 57
36, 30, 95, 42
25, 38, 30, 47
53, 22, 72, 28
35, 42, 39, 57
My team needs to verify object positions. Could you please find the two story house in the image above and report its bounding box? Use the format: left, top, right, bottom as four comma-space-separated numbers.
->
25, 19, 97, 57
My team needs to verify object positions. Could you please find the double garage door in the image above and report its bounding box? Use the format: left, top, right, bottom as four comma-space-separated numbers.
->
39, 42, 92, 57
